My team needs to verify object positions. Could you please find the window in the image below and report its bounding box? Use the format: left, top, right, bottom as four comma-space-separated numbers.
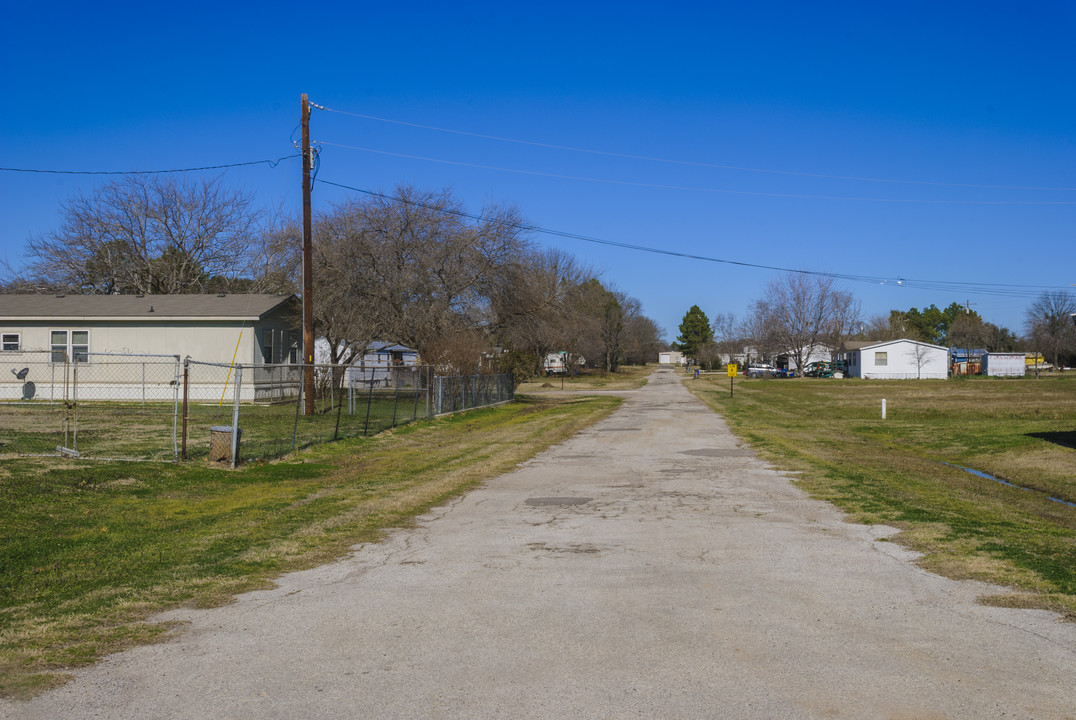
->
875, 351, 888, 366
1, 333, 19, 352
51, 330, 89, 363
262, 329, 275, 364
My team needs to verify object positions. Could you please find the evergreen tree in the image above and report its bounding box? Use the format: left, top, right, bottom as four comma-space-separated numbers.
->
676, 305, 713, 357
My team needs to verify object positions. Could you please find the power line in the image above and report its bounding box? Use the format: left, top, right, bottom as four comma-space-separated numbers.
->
317, 143, 1076, 206
313, 104, 1076, 193
0, 155, 300, 176
316, 179, 1064, 299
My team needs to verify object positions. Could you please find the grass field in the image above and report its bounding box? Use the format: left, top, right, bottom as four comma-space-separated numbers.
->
685, 372, 1076, 619
0, 389, 432, 462
0, 393, 620, 699
516, 364, 652, 393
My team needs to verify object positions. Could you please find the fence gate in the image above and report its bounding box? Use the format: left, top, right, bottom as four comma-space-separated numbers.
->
0, 353, 183, 460
66, 354, 183, 461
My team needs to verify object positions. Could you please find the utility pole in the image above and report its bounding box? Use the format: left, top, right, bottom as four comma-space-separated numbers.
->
301, 94, 315, 415
965, 300, 977, 314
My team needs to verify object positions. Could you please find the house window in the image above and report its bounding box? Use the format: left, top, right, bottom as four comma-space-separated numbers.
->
875, 351, 888, 366
287, 331, 298, 364
1, 333, 19, 352
51, 330, 89, 363
262, 329, 274, 364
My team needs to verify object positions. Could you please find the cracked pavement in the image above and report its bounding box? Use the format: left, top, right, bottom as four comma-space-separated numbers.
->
6, 368, 1075, 719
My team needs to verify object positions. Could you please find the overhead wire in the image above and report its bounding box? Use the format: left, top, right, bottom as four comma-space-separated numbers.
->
0, 155, 300, 176
317, 142, 1076, 206
316, 179, 1064, 300
313, 104, 1076, 193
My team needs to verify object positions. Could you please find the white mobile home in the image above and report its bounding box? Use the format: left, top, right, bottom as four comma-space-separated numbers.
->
0, 294, 301, 401
982, 353, 1025, 377
839, 339, 948, 380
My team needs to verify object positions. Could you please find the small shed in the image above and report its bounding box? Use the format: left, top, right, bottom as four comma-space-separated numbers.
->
658, 351, 684, 365
982, 353, 1025, 377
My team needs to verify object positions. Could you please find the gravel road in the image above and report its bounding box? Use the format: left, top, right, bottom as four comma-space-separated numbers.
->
5, 367, 1074, 719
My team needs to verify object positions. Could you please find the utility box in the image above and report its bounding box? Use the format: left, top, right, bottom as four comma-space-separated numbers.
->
209, 426, 242, 463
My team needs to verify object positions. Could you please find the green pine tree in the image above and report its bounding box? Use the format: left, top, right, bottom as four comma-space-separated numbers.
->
676, 305, 712, 357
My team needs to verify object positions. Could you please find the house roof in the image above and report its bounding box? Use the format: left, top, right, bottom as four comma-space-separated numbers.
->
369, 343, 416, 353
850, 338, 948, 352
0, 294, 298, 322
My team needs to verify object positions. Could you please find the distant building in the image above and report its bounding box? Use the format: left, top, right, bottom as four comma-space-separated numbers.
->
658, 350, 684, 365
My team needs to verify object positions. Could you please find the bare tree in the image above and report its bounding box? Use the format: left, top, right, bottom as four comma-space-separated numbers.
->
487, 248, 592, 375
622, 312, 662, 365
21, 175, 263, 294
309, 186, 529, 368
711, 312, 742, 366
741, 302, 782, 364
1025, 290, 1076, 373
750, 272, 859, 375
910, 342, 934, 379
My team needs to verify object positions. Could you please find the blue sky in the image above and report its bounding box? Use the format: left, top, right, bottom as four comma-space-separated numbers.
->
2, 1, 1074, 341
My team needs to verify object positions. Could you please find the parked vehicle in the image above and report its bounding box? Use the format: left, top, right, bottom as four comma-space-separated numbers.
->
745, 363, 777, 378
803, 360, 846, 379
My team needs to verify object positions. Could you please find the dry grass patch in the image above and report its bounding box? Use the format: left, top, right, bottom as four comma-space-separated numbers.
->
516, 364, 652, 393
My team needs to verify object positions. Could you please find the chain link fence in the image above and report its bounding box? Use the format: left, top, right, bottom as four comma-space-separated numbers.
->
433, 374, 515, 415
0, 352, 513, 464
0, 352, 181, 460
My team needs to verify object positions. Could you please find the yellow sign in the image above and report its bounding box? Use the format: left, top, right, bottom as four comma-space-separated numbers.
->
727, 363, 738, 377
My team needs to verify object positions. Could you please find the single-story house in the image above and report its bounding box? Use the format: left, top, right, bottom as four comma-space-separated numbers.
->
0, 293, 301, 401
837, 339, 949, 379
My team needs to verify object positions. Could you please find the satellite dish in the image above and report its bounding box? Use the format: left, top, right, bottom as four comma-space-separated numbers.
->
21, 381, 35, 400
11, 367, 29, 380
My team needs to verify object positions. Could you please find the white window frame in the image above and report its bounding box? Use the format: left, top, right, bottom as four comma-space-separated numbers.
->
1, 333, 20, 352
51, 329, 90, 363
875, 351, 888, 366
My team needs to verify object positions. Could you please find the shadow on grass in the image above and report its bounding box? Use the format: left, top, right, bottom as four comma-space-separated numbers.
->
1026, 431, 1076, 450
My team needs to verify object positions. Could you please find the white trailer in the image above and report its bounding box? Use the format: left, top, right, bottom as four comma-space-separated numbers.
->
983, 353, 1025, 377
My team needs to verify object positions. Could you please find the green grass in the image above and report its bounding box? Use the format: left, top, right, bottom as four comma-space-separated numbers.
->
685, 373, 1076, 619
0, 389, 436, 462
0, 393, 620, 699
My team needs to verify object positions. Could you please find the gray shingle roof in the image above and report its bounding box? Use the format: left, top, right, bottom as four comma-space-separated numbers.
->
0, 294, 297, 321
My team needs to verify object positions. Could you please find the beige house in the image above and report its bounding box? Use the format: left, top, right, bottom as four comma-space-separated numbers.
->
0, 294, 300, 401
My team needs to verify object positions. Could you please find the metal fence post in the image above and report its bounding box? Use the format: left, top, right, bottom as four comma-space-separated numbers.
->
291, 362, 303, 451
181, 357, 190, 461
411, 367, 420, 422
231, 364, 242, 469
71, 356, 79, 452
364, 372, 374, 436
391, 376, 399, 427
171, 355, 180, 461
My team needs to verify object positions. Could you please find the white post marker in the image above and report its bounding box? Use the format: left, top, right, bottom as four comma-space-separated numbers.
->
881, 398, 887, 420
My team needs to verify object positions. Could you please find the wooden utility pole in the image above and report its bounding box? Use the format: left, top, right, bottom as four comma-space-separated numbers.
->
301, 94, 315, 415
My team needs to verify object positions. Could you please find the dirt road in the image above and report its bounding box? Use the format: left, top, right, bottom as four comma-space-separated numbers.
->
6, 368, 1074, 719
